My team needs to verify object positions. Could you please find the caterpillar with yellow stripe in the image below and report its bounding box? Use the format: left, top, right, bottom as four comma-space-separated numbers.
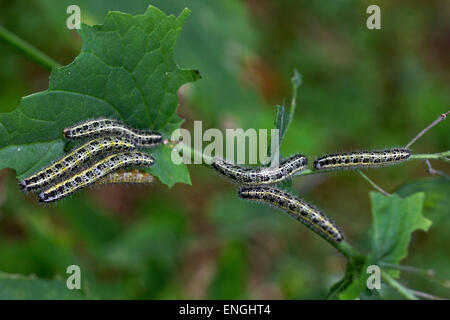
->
19, 137, 136, 192
97, 169, 155, 185
313, 148, 411, 171
38, 151, 154, 203
211, 154, 307, 185
64, 118, 163, 148
238, 186, 344, 243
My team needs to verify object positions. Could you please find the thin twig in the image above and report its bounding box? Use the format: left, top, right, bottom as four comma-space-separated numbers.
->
381, 271, 418, 300
380, 262, 435, 278
425, 159, 449, 179
409, 289, 447, 300
357, 170, 391, 196
405, 110, 450, 149
0, 25, 60, 70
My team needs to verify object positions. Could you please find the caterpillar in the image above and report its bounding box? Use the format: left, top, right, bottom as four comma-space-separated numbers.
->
19, 137, 136, 192
38, 151, 154, 203
238, 186, 344, 242
96, 169, 155, 185
63, 118, 163, 148
313, 148, 411, 171
211, 154, 307, 185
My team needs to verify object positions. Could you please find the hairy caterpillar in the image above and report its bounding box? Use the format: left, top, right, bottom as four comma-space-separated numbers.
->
313, 148, 411, 171
19, 137, 136, 192
64, 118, 163, 148
238, 186, 344, 242
97, 169, 154, 185
38, 152, 154, 203
211, 154, 307, 185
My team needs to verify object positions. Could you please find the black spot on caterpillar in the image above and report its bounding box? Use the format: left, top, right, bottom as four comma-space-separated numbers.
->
211, 154, 307, 185
19, 137, 136, 192
96, 169, 155, 185
63, 118, 163, 148
38, 151, 154, 203
313, 148, 411, 171
238, 186, 344, 242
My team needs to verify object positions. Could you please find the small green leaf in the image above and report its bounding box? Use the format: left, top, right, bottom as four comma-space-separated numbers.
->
291, 68, 303, 88
270, 69, 302, 159
273, 104, 289, 150
370, 192, 431, 277
0, 272, 84, 299
0, 6, 200, 187
150, 145, 191, 187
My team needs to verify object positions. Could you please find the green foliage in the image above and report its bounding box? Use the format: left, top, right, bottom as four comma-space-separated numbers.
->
0, 5, 200, 187
0, 272, 84, 299
369, 192, 431, 276
334, 192, 431, 299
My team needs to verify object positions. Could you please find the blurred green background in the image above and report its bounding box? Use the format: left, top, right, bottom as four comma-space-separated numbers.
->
0, 0, 449, 299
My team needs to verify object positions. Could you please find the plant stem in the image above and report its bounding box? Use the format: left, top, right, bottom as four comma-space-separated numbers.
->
381, 270, 418, 300
357, 170, 391, 196
410, 150, 450, 161
287, 69, 301, 130
295, 168, 315, 177
175, 142, 213, 165
409, 290, 446, 300
334, 240, 364, 263
0, 25, 60, 70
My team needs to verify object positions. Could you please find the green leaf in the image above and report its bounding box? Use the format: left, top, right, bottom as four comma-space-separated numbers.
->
270, 69, 302, 159
0, 6, 200, 187
335, 192, 431, 299
0, 272, 84, 299
150, 145, 191, 187
370, 192, 431, 277
273, 105, 289, 149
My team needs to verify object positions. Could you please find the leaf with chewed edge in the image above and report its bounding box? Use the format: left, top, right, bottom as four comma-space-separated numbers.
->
335, 192, 431, 299
369, 192, 431, 277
